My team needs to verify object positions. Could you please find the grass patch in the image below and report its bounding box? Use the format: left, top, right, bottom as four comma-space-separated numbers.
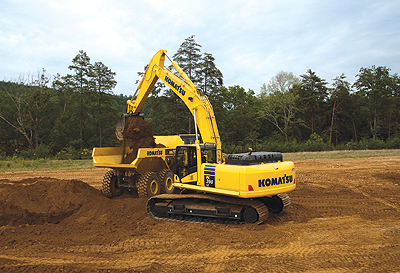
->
1, 149, 400, 172
283, 149, 400, 161
0, 159, 95, 172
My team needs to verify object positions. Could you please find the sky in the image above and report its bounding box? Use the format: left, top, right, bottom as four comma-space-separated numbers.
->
1, 0, 400, 96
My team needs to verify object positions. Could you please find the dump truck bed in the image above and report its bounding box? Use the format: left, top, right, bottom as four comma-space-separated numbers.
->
92, 147, 175, 173
92, 147, 127, 167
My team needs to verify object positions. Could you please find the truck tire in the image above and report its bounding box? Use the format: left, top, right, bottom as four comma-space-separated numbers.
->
102, 170, 123, 198
158, 169, 175, 194
137, 172, 161, 198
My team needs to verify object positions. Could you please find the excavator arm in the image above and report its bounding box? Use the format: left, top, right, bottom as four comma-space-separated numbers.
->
125, 49, 222, 162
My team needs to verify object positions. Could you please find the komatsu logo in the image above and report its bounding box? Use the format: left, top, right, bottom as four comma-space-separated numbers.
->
165, 76, 186, 96
258, 174, 293, 187
147, 150, 163, 156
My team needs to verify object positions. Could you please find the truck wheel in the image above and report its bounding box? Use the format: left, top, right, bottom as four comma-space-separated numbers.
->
137, 172, 161, 198
159, 169, 175, 194
102, 170, 123, 198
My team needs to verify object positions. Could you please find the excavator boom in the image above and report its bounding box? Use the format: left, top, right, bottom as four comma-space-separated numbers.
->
125, 49, 222, 162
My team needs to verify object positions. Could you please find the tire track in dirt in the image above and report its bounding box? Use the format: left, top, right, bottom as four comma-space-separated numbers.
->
1, 218, 399, 272
2, 240, 397, 272
344, 184, 400, 212
50, 217, 399, 271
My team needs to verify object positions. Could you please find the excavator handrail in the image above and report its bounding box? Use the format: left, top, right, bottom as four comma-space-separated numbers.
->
126, 49, 222, 163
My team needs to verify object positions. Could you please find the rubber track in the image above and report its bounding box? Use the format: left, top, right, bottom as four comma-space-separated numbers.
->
146, 193, 270, 225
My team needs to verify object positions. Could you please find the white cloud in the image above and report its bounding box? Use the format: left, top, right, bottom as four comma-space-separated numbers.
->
1, 0, 399, 94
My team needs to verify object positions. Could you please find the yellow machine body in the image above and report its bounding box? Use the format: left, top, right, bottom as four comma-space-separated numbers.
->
175, 161, 296, 198
172, 144, 296, 198
93, 49, 296, 221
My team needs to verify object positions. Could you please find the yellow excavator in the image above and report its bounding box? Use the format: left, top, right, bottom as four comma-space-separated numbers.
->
92, 49, 296, 224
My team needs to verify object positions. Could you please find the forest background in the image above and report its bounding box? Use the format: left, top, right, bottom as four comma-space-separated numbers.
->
1, 36, 399, 160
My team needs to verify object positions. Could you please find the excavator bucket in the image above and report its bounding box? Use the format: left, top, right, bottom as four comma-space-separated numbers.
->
115, 113, 145, 141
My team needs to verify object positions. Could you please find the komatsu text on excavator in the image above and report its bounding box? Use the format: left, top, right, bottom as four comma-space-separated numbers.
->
92, 49, 296, 224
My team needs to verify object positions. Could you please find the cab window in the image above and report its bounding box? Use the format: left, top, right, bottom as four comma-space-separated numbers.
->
176, 146, 198, 179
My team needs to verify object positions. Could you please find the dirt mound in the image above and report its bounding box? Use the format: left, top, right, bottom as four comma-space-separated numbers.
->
0, 178, 101, 226
122, 116, 165, 164
0, 178, 149, 228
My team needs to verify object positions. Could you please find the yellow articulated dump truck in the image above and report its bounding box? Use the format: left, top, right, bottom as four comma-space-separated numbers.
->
92, 49, 296, 224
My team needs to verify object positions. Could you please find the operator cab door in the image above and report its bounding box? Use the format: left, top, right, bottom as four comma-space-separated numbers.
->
175, 146, 198, 184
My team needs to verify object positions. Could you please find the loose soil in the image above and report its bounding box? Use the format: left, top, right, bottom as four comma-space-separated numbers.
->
122, 116, 158, 164
0, 156, 400, 272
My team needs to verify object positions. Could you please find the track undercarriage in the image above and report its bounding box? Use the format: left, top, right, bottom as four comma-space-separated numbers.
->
101, 169, 292, 224
146, 192, 291, 224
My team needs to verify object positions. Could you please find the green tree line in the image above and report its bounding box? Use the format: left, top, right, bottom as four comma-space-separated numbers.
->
0, 52, 128, 159
1, 36, 400, 159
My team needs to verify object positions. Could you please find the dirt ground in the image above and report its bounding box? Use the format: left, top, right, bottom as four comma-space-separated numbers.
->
0, 156, 399, 272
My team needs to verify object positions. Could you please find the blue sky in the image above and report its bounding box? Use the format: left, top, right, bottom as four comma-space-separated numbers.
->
1, 0, 399, 95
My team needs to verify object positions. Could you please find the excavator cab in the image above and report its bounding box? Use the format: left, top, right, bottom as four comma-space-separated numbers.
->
175, 146, 198, 180
174, 144, 218, 184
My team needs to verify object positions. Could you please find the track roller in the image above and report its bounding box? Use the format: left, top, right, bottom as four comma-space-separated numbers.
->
242, 207, 258, 223
261, 193, 291, 214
